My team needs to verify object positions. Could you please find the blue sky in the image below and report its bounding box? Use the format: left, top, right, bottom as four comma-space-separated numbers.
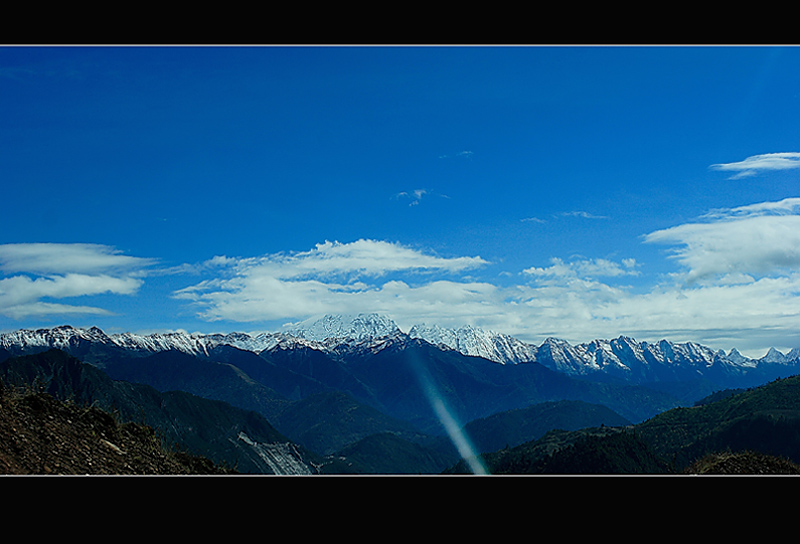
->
2, 45, 800, 356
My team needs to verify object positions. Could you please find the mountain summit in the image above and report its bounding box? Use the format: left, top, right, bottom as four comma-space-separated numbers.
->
283, 313, 402, 342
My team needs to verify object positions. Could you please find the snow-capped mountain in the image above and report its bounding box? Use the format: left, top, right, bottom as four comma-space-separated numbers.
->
0, 325, 281, 359
532, 336, 745, 383
0, 325, 117, 352
408, 322, 538, 364
284, 313, 401, 343
111, 330, 287, 357
3, 313, 800, 388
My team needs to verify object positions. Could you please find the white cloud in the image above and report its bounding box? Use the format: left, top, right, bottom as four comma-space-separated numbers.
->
170, 229, 800, 356
496, 254, 800, 357
0, 243, 154, 275
258, 239, 488, 278
702, 197, 800, 219
0, 274, 142, 319
643, 198, 800, 282
174, 239, 491, 325
523, 257, 639, 280
395, 189, 428, 206
709, 152, 800, 179
0, 243, 152, 319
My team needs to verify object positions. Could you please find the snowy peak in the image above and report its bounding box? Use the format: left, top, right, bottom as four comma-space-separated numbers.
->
726, 348, 750, 365
530, 334, 731, 382
0, 325, 115, 352
283, 313, 402, 343
759, 347, 790, 364
408, 322, 538, 364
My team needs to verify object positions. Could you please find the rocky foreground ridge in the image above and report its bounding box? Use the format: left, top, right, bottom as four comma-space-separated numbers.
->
0, 384, 234, 475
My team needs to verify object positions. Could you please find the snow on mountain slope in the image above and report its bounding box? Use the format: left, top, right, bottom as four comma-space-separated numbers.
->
3, 313, 800, 386
531, 334, 760, 382
408, 322, 538, 364
284, 313, 401, 343
112, 331, 219, 356
111, 330, 294, 357
0, 325, 283, 358
0, 325, 115, 352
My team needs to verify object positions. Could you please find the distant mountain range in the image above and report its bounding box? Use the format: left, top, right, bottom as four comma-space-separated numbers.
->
4, 313, 800, 474
3, 313, 798, 389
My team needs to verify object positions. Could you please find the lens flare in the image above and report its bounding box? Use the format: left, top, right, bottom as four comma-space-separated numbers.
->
407, 348, 489, 475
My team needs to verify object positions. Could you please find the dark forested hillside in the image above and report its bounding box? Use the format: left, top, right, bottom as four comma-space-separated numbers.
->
460, 400, 632, 454
0, 350, 320, 474
447, 375, 800, 475
634, 375, 800, 470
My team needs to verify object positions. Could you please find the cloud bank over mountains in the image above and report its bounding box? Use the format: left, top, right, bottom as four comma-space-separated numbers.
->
2, 156, 799, 356
173, 239, 491, 326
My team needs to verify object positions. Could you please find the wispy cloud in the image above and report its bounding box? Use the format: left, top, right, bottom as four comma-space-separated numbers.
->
394, 188, 450, 207
520, 210, 608, 224
0, 243, 153, 319
395, 189, 429, 206
559, 211, 608, 220
701, 197, 800, 220
514, 199, 800, 353
438, 151, 474, 160
0, 243, 154, 275
709, 152, 800, 179
513, 269, 800, 356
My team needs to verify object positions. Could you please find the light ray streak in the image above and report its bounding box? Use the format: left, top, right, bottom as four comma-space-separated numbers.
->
407, 349, 488, 475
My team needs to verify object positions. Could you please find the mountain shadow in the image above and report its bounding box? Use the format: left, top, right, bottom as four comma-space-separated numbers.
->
272, 390, 432, 456
458, 399, 632, 455
321, 432, 459, 474
102, 348, 293, 424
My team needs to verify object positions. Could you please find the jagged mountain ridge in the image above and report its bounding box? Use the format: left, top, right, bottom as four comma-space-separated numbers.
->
0, 319, 687, 431
3, 314, 799, 389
